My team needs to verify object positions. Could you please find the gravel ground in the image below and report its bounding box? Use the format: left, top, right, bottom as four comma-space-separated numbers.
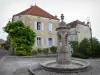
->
0, 56, 100, 75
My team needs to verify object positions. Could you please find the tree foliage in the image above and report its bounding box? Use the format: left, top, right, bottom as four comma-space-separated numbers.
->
90, 37, 100, 58
70, 37, 100, 58
78, 38, 90, 57
4, 21, 36, 56
69, 41, 79, 53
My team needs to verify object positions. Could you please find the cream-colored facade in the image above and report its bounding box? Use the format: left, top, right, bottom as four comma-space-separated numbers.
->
69, 24, 91, 42
13, 15, 59, 48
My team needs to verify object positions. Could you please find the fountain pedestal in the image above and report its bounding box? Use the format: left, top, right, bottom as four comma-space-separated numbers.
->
56, 46, 71, 64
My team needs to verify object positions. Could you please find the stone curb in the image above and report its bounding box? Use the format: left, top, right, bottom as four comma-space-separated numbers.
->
40, 59, 90, 73
6, 54, 57, 58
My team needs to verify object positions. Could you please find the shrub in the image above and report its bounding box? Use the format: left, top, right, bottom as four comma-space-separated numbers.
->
32, 50, 38, 55
50, 46, 57, 54
15, 46, 32, 56
43, 48, 49, 54
72, 52, 89, 59
37, 48, 42, 54
16, 49, 26, 56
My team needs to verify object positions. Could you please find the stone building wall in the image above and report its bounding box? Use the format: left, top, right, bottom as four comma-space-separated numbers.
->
13, 15, 59, 48
76, 24, 91, 42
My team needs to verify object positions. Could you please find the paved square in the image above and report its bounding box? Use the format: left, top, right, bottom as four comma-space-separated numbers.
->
0, 56, 100, 75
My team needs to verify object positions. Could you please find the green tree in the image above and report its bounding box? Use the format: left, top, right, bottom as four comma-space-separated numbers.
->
90, 37, 100, 58
69, 41, 78, 53
70, 37, 100, 59
4, 21, 36, 56
78, 38, 90, 57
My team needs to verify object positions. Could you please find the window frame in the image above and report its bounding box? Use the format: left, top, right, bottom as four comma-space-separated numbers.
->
48, 23, 52, 32
48, 38, 53, 47
37, 37, 42, 47
37, 22, 41, 30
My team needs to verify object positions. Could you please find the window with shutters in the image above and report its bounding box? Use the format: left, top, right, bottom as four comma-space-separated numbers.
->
37, 22, 41, 30
34, 21, 43, 31
48, 38, 53, 47
37, 37, 42, 47
48, 23, 52, 32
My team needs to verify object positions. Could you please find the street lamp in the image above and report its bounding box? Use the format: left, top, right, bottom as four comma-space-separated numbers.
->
86, 17, 93, 53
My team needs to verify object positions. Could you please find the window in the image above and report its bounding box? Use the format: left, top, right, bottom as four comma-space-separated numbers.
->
48, 23, 52, 32
48, 38, 53, 47
37, 22, 41, 30
34, 21, 44, 31
72, 35, 76, 41
37, 37, 42, 47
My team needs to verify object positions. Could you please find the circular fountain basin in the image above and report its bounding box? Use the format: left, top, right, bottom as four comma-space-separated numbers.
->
40, 59, 90, 73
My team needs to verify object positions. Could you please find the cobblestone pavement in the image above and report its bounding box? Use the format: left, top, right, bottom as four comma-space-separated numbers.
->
0, 56, 100, 75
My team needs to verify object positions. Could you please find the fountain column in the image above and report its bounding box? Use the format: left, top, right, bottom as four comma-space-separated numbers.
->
56, 14, 71, 64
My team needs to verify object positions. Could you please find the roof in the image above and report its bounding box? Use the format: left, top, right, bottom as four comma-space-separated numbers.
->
67, 20, 85, 25
67, 20, 89, 27
14, 5, 59, 20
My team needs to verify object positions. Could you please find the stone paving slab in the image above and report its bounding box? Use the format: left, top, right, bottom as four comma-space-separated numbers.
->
0, 56, 55, 75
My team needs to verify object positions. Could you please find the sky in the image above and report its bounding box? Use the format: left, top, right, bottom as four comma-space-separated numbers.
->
0, 0, 100, 40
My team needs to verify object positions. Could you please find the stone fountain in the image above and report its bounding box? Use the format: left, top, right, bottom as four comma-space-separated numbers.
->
29, 14, 90, 74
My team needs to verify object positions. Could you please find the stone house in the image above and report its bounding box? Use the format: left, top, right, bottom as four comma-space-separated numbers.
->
13, 5, 59, 48
12, 5, 91, 50
67, 20, 91, 42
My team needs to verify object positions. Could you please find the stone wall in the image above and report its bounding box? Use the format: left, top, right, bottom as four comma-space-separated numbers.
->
69, 24, 91, 42
76, 24, 91, 42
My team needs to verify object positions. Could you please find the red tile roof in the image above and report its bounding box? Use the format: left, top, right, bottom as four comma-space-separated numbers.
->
14, 5, 59, 20
67, 20, 84, 25
67, 20, 88, 26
